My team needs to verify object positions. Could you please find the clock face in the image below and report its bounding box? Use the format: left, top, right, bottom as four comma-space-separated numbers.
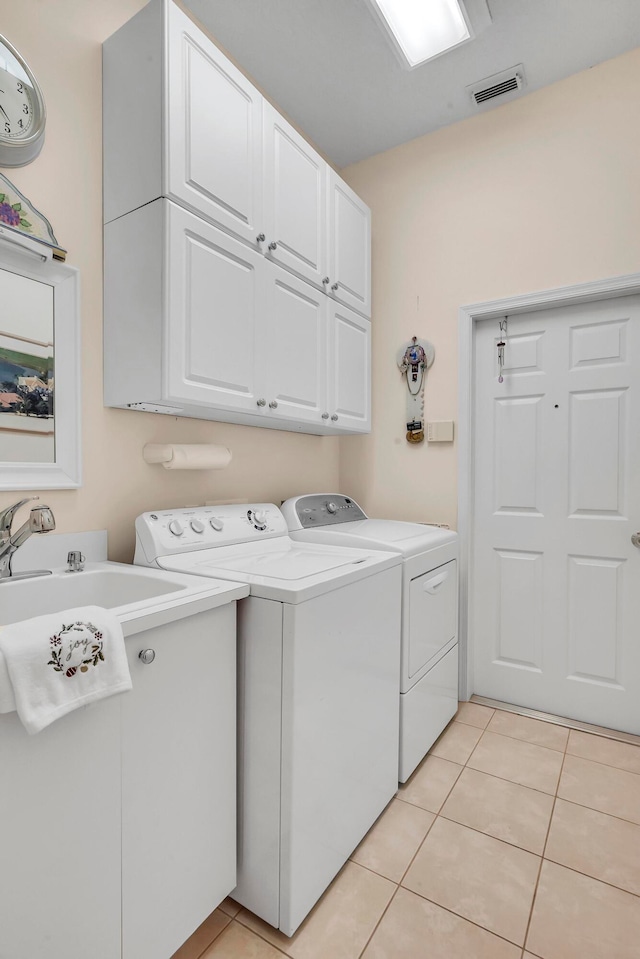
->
0, 35, 45, 165
0, 65, 34, 139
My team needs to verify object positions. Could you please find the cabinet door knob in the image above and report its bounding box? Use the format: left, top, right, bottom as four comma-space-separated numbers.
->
331, 414, 339, 421
256, 233, 266, 243
139, 649, 156, 665
269, 400, 278, 409
256, 398, 267, 407
331, 282, 339, 292
321, 412, 329, 419
322, 276, 330, 285
268, 241, 278, 251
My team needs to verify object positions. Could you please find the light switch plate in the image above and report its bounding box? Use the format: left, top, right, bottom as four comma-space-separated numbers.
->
427, 420, 455, 442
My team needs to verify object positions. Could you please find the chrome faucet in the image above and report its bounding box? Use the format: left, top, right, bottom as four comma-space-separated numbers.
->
0, 497, 56, 581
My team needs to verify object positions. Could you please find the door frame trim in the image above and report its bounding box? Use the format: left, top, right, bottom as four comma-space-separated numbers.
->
458, 271, 640, 699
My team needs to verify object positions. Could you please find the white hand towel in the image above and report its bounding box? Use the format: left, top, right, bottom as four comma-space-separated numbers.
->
0, 605, 132, 734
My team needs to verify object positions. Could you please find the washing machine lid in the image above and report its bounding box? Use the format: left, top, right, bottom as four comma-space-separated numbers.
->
156, 538, 400, 604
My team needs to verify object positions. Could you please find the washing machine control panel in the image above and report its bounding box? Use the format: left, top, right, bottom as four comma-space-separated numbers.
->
135, 503, 288, 562
286, 494, 367, 529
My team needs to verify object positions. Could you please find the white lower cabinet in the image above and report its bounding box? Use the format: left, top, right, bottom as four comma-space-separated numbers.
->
104, 198, 371, 434
122, 607, 236, 959
0, 606, 237, 959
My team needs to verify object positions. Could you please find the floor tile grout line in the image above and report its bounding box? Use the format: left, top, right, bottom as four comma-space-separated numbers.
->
355, 882, 401, 959
397, 873, 533, 950
232, 914, 292, 958
521, 747, 568, 954
542, 851, 640, 901
461, 716, 570, 753
563, 749, 640, 778
552, 793, 640, 829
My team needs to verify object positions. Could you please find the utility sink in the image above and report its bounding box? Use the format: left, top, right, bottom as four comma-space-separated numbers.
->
0, 561, 249, 713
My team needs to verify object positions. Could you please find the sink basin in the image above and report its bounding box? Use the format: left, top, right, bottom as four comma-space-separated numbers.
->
0, 561, 250, 714
1, 566, 185, 625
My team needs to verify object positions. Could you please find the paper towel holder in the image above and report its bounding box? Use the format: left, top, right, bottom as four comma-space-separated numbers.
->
142, 443, 232, 470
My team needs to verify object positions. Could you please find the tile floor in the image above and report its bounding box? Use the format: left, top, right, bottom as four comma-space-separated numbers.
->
172, 703, 640, 959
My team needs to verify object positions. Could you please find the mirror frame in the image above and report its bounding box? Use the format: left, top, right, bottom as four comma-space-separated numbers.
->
0, 242, 81, 490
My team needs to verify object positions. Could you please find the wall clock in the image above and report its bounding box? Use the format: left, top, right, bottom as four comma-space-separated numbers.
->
0, 35, 46, 167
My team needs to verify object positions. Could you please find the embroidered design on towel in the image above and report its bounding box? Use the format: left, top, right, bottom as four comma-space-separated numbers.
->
47, 621, 105, 678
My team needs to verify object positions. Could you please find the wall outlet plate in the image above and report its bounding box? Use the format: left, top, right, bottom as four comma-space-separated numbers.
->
427, 421, 455, 442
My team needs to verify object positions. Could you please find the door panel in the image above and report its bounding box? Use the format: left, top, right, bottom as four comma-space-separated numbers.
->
328, 172, 371, 317
261, 265, 326, 424
472, 296, 640, 733
263, 103, 326, 287
165, 203, 265, 412
166, 2, 263, 245
327, 303, 371, 432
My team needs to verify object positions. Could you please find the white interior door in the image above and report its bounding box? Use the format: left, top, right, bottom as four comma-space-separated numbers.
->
471, 295, 640, 733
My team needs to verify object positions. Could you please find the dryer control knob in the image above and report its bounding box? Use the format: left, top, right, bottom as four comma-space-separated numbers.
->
326, 502, 338, 514
168, 519, 184, 536
190, 519, 205, 533
209, 518, 224, 532
253, 509, 267, 526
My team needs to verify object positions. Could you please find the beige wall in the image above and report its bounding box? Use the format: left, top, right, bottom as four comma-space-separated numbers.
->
340, 47, 640, 529
0, 0, 339, 562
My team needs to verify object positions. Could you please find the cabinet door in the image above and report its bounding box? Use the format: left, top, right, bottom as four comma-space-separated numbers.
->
166, 2, 263, 246
263, 102, 327, 288
260, 263, 327, 425
0, 701, 121, 959
327, 171, 371, 318
122, 607, 237, 959
327, 302, 371, 433
165, 202, 267, 415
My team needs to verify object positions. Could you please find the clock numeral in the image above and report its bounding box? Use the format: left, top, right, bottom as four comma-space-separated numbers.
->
16, 82, 23, 94
18, 119, 23, 129
4, 122, 9, 134
23, 104, 29, 115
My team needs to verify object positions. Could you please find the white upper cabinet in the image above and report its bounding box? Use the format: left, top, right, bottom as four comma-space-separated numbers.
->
165, 202, 264, 414
166, 1, 263, 246
262, 102, 327, 288
327, 302, 371, 433
260, 264, 327, 424
328, 172, 372, 318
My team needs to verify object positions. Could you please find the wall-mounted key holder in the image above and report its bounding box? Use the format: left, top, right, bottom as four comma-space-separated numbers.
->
397, 336, 435, 444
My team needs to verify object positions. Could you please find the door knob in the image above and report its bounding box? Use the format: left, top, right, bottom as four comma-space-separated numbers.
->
268, 241, 278, 251
139, 649, 156, 665
632, 532, 640, 548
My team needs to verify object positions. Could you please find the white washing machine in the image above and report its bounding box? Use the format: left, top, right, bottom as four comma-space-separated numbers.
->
281, 494, 459, 783
134, 503, 402, 937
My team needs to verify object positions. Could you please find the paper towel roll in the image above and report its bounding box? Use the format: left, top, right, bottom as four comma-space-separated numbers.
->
142, 444, 232, 470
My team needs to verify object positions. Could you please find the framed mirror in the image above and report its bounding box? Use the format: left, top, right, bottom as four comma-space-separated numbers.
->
0, 241, 80, 489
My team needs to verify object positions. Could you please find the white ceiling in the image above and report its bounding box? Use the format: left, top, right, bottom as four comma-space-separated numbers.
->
185, 0, 640, 168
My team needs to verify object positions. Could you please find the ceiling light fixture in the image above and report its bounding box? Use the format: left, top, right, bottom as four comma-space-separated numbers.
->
368, 0, 472, 69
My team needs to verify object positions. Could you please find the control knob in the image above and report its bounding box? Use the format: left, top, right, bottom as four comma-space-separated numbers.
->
326, 502, 338, 515
209, 517, 224, 532
168, 519, 184, 536
248, 508, 268, 530
190, 519, 205, 533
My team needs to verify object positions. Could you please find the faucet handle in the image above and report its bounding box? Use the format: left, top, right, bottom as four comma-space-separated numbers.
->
0, 496, 39, 532
31, 505, 56, 533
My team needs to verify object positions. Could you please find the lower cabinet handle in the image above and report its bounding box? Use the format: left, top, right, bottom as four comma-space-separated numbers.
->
269, 400, 278, 409
321, 412, 330, 419
331, 414, 339, 421
331, 283, 339, 292
268, 241, 278, 251
256, 398, 267, 407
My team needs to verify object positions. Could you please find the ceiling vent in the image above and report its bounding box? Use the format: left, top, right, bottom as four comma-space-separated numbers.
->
468, 65, 526, 108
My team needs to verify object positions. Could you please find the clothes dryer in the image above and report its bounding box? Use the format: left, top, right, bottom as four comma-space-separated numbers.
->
134, 503, 402, 935
281, 494, 458, 782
